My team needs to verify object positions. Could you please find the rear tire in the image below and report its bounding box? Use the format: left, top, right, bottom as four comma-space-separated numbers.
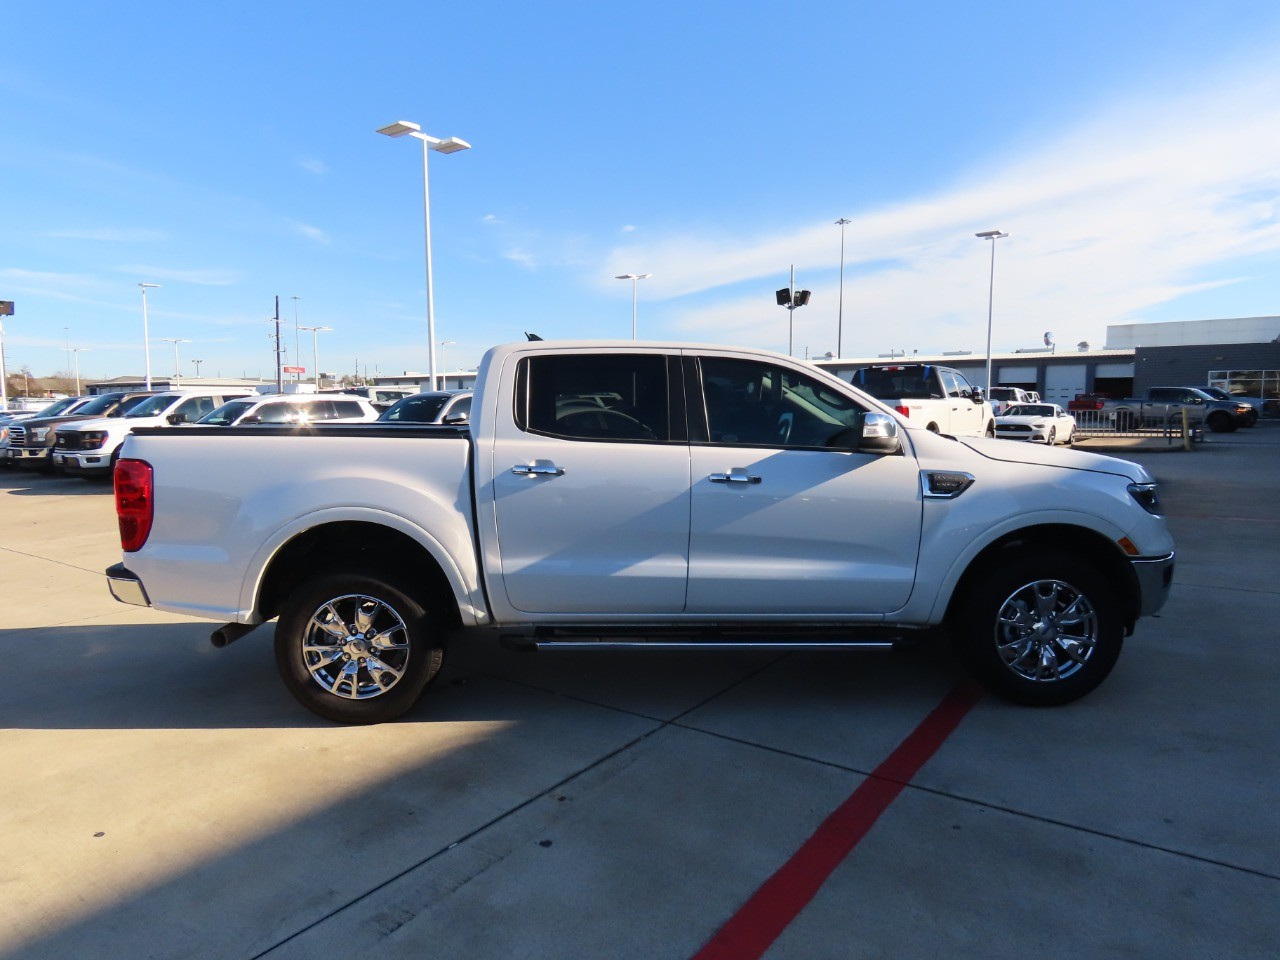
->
1207, 412, 1235, 433
952, 552, 1124, 706
275, 568, 446, 723
985, 421, 996, 438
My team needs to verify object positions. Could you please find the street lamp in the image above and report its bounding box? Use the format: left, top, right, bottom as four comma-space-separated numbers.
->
138, 283, 160, 390
291, 295, 302, 384
613, 273, 652, 339
377, 119, 471, 391
975, 230, 1009, 393
775, 264, 811, 357
438, 340, 456, 388
192, 359, 204, 378
160, 337, 191, 386
835, 218, 850, 358
72, 347, 90, 395
298, 325, 333, 388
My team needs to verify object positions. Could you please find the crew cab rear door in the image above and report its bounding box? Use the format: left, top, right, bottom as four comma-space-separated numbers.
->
486, 350, 691, 615
686, 353, 922, 615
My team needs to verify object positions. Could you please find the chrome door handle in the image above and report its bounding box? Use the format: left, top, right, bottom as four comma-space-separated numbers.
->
709, 470, 761, 484
511, 460, 565, 477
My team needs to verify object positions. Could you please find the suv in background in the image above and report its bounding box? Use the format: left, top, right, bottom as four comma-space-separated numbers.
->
848, 363, 995, 437
196, 394, 381, 426
55, 390, 251, 478
6, 392, 152, 471
1200, 386, 1261, 426
321, 386, 416, 412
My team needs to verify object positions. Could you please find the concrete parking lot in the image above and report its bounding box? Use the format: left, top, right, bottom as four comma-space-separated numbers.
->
2, 428, 1277, 959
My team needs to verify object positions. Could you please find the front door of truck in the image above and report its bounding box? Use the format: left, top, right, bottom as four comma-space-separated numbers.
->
489, 351, 691, 615
687, 355, 922, 615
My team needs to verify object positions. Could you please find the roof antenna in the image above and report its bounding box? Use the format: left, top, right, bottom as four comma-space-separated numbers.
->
525, 332, 543, 341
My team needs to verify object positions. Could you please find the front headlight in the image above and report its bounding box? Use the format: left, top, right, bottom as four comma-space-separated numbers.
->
1128, 482, 1162, 515
81, 431, 109, 449
32, 426, 50, 441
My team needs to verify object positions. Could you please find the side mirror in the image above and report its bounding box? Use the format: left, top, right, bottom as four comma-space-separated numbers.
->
166, 413, 188, 425
828, 412, 901, 455
442, 413, 469, 424
239, 415, 261, 425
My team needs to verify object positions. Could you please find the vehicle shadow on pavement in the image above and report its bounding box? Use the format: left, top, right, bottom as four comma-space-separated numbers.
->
0, 620, 964, 731
0, 471, 112, 496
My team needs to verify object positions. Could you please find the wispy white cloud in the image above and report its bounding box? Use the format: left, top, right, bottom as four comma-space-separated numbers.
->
298, 158, 327, 175
619, 224, 637, 233
504, 248, 538, 270
604, 61, 1280, 355
291, 221, 331, 245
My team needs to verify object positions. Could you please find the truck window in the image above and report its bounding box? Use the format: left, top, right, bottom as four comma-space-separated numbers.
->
518, 354, 669, 442
699, 357, 866, 449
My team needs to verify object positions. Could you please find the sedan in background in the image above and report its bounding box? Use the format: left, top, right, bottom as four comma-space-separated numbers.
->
995, 403, 1077, 445
378, 390, 472, 425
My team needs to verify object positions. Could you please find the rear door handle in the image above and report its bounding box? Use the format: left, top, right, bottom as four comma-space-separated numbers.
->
709, 469, 762, 484
511, 460, 565, 477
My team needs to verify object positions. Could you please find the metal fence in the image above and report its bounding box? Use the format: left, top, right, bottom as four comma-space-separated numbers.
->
1071, 407, 1202, 444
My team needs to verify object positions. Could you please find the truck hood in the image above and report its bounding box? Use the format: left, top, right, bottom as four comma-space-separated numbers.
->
952, 434, 1151, 483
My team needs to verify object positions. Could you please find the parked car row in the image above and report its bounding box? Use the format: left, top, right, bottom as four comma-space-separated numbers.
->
2, 389, 472, 480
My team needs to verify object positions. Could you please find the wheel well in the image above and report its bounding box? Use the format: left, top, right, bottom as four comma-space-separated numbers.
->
256, 521, 460, 626
945, 524, 1141, 632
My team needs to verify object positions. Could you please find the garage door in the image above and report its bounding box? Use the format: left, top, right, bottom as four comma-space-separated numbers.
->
1044, 365, 1087, 404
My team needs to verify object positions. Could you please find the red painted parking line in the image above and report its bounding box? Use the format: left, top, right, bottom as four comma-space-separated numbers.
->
691, 682, 984, 960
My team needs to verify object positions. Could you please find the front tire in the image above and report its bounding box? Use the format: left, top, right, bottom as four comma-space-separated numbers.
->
952, 553, 1124, 706
1206, 412, 1235, 433
275, 568, 445, 723
985, 421, 996, 438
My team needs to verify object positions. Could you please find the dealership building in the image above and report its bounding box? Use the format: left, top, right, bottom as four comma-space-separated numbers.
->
815, 315, 1280, 412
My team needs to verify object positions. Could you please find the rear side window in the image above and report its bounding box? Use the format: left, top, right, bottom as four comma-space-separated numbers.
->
517, 354, 669, 442
330, 401, 365, 418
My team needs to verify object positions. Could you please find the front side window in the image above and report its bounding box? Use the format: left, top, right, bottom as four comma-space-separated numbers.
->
700, 357, 867, 449
518, 354, 669, 442
125, 394, 183, 418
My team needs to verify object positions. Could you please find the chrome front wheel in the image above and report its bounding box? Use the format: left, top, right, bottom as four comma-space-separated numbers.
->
954, 553, 1123, 705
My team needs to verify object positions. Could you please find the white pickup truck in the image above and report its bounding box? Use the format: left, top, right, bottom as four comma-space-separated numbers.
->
107, 340, 1174, 723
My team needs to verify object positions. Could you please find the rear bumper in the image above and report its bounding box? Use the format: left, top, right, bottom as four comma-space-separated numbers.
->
1131, 552, 1175, 618
106, 563, 151, 607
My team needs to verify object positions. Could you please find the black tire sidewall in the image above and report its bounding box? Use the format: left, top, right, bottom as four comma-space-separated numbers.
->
275, 568, 445, 723
954, 553, 1124, 706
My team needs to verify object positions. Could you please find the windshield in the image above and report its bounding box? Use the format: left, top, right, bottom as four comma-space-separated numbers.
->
35, 397, 83, 417
73, 393, 127, 417
1005, 404, 1055, 417
125, 394, 183, 418
198, 398, 255, 425
380, 395, 448, 422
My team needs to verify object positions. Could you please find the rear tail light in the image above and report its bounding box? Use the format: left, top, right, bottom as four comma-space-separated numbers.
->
895, 405, 910, 418
115, 458, 154, 552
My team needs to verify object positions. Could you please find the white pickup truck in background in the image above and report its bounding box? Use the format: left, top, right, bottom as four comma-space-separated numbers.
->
107, 340, 1174, 723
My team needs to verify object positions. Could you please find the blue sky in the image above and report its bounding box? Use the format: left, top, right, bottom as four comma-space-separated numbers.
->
3, 1, 1280, 384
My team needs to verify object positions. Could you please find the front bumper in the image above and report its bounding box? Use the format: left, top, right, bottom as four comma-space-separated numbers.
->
1130, 552, 1175, 618
57, 452, 111, 474
8, 446, 51, 463
106, 563, 151, 607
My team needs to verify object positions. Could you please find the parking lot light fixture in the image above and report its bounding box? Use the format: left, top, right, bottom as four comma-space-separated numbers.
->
377, 119, 471, 391
299, 325, 333, 388
975, 230, 1008, 393
614, 274, 652, 339
160, 338, 192, 387
72, 347, 90, 395
138, 283, 160, 390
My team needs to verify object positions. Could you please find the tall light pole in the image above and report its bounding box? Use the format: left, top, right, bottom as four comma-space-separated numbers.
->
291, 296, 302, 384
835, 218, 850, 358
0, 300, 11, 411
138, 283, 160, 390
614, 273, 652, 339
975, 230, 1009, 393
377, 119, 471, 391
438, 340, 456, 388
160, 338, 192, 386
72, 347, 90, 395
299, 324, 333, 389
192, 358, 204, 378
775, 264, 811, 357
